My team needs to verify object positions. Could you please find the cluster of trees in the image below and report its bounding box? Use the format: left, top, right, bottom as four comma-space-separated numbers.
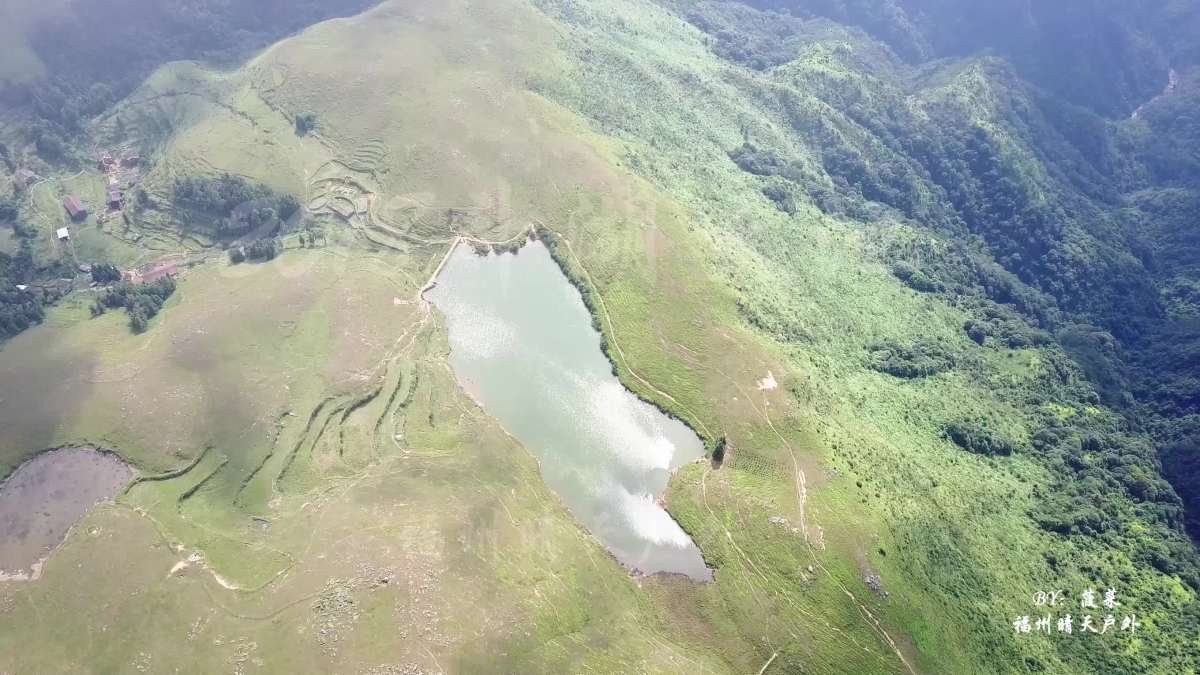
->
944, 419, 1020, 457
90, 264, 122, 284
94, 278, 176, 333
295, 113, 318, 136
867, 337, 957, 378
712, 436, 728, 464
174, 174, 300, 237
0, 248, 42, 340
229, 238, 280, 264
0, 199, 16, 224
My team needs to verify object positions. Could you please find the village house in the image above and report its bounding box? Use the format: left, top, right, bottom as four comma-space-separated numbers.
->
126, 261, 178, 285
107, 188, 124, 210
56, 227, 70, 242
14, 168, 39, 190
63, 196, 87, 221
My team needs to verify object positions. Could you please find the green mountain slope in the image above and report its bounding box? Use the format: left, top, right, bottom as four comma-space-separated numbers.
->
672, 0, 1200, 547
0, 0, 1197, 673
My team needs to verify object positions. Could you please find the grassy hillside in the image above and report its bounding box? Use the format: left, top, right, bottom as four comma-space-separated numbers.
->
0, 0, 1197, 673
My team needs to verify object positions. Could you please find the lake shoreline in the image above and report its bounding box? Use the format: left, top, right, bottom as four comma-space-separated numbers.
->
426, 235, 715, 581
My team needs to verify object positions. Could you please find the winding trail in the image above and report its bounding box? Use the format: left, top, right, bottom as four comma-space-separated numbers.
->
1132, 68, 1179, 120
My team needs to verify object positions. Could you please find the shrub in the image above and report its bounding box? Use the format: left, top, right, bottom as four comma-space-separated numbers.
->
867, 338, 956, 378
944, 420, 1018, 456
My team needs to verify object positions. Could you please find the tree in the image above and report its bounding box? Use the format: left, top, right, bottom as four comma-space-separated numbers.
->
91, 264, 122, 284
295, 112, 318, 136
33, 129, 68, 162
713, 436, 728, 465
244, 235, 279, 258
278, 194, 301, 221
98, 278, 176, 334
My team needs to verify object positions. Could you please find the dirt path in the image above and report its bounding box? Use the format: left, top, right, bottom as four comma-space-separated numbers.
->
1132, 68, 1179, 120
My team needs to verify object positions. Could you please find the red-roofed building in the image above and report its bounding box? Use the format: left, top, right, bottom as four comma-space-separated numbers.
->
126, 261, 178, 285
64, 196, 87, 220
143, 262, 177, 284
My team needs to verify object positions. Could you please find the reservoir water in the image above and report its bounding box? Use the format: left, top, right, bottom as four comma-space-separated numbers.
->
427, 241, 711, 580
0, 447, 134, 579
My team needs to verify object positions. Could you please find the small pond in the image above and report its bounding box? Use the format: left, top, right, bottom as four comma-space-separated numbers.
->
427, 240, 711, 580
0, 447, 134, 579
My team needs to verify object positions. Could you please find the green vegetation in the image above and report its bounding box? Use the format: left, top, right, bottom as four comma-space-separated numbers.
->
89, 263, 121, 284
699, 0, 1199, 115
0, 0, 1197, 673
0, 201, 50, 339
230, 238, 281, 263
712, 435, 728, 463
0, 251, 41, 339
944, 419, 1020, 457
94, 278, 176, 333
867, 337, 957, 378
174, 174, 300, 237
2, 0, 381, 161
295, 112, 319, 136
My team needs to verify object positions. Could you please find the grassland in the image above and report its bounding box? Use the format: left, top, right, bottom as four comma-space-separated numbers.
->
0, 0, 1195, 673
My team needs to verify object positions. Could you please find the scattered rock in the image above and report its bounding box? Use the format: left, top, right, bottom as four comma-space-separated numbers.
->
363, 665, 441, 675
313, 579, 360, 657
864, 573, 890, 599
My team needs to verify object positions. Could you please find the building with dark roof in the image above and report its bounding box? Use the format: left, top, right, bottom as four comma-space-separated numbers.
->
64, 196, 87, 220
14, 169, 38, 189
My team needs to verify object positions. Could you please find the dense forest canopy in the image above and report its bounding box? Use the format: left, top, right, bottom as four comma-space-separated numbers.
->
724, 0, 1200, 115
685, 0, 1200, 545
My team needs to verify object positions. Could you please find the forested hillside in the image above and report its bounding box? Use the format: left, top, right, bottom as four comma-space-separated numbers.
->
675, 0, 1200, 541
0, 0, 1197, 672
720, 0, 1200, 115
532, 0, 1200, 669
